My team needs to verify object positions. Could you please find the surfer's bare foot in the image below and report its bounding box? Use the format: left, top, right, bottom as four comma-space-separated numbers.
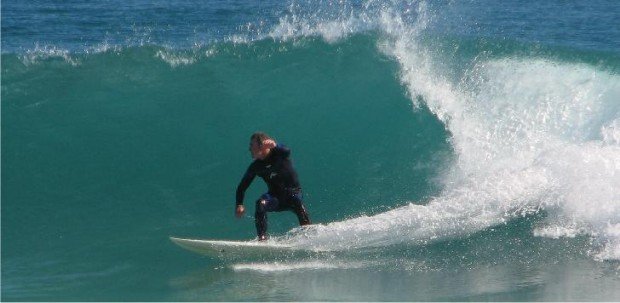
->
258, 235, 267, 241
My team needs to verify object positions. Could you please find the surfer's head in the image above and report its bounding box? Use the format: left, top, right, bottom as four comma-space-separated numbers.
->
249, 132, 273, 160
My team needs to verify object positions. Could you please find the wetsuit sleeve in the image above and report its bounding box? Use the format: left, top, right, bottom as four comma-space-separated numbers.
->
274, 143, 291, 158
236, 165, 256, 206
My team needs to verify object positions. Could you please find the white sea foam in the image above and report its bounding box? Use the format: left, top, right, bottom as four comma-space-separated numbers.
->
602, 119, 620, 146
84, 41, 123, 55
154, 50, 197, 67
265, 0, 620, 261
231, 260, 371, 272
20, 44, 81, 66
533, 225, 587, 239
269, 14, 368, 43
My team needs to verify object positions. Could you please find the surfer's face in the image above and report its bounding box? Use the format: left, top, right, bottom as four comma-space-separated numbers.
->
249, 141, 268, 160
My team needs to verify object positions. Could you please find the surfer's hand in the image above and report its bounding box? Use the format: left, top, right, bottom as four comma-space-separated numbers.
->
235, 205, 245, 218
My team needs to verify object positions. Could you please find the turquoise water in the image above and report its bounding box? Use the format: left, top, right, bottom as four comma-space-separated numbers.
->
2, 0, 620, 301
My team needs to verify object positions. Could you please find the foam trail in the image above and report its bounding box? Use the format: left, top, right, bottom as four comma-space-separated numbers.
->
279, 163, 553, 252
231, 260, 372, 272
266, 0, 620, 260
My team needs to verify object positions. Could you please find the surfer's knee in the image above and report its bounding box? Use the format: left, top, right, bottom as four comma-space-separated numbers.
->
255, 199, 268, 212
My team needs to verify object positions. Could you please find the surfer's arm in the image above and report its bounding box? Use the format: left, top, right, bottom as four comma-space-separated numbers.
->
236, 167, 256, 206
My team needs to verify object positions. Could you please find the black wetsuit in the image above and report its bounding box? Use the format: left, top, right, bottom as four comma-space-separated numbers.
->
236, 144, 311, 238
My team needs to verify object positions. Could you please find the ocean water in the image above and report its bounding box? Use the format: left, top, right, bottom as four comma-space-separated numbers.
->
2, 0, 620, 301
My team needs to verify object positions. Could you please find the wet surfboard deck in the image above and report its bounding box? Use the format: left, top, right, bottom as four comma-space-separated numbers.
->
169, 237, 299, 259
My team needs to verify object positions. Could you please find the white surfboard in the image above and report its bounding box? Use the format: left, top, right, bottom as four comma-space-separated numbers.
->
170, 237, 298, 259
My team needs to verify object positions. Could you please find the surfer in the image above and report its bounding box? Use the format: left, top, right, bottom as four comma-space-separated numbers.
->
235, 132, 311, 241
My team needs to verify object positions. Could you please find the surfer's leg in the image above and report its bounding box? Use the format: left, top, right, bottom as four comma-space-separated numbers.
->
289, 193, 311, 226
254, 193, 279, 240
